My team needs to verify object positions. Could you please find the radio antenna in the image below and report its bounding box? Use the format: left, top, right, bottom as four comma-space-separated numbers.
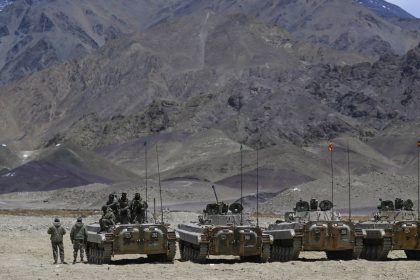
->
240, 144, 243, 225
144, 141, 148, 222
156, 143, 164, 224
256, 147, 260, 227
417, 140, 420, 220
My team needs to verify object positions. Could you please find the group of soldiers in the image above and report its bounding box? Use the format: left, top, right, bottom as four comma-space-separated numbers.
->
47, 217, 88, 264
47, 192, 148, 264
100, 192, 148, 232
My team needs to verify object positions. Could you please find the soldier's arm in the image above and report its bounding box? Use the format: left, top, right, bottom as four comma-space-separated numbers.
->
62, 227, 66, 235
47, 227, 52, 235
70, 226, 75, 241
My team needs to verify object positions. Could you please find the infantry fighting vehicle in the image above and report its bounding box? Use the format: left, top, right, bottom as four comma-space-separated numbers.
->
177, 186, 272, 263
266, 199, 363, 261
357, 198, 419, 260
86, 222, 177, 264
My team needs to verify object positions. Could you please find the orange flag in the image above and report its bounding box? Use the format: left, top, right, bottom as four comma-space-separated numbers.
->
328, 143, 333, 152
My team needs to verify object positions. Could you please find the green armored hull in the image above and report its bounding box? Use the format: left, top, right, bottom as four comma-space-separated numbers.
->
266, 199, 363, 262
177, 203, 271, 263
86, 223, 176, 264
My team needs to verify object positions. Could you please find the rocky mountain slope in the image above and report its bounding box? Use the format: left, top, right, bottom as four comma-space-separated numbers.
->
0, 0, 184, 83
0, 0, 419, 199
0, 12, 371, 150
356, 0, 416, 19
160, 0, 420, 57
0, 144, 142, 193
0, 0, 419, 84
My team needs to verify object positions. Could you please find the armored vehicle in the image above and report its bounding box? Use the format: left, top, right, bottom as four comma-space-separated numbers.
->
177, 201, 272, 263
86, 222, 176, 264
266, 199, 364, 261
357, 198, 419, 260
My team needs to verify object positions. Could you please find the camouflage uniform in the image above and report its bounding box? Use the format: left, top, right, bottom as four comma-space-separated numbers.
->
130, 193, 148, 223
119, 192, 131, 224
100, 206, 116, 232
106, 193, 120, 223
70, 217, 88, 264
47, 218, 66, 264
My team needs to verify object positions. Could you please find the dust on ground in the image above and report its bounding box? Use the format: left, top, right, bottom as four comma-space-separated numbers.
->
0, 212, 419, 280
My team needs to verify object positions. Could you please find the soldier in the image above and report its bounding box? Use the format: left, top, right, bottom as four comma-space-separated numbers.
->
70, 217, 88, 264
119, 192, 131, 224
47, 217, 67, 264
106, 193, 120, 223
130, 193, 148, 223
99, 206, 116, 232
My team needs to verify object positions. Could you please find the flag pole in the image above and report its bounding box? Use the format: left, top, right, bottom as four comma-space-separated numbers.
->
347, 142, 351, 221
328, 142, 334, 215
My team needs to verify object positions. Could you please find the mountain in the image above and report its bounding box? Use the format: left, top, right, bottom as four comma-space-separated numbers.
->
0, 144, 141, 193
0, 0, 183, 83
0, 0, 419, 84
0, 1, 420, 196
161, 0, 420, 57
0, 12, 370, 150
0, 0, 13, 11
0, 11, 419, 151
356, 0, 416, 19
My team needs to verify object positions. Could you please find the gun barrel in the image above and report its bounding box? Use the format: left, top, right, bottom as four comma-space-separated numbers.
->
212, 185, 219, 204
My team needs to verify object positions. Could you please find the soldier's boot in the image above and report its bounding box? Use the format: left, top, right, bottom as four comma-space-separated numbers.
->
80, 250, 85, 263
73, 251, 77, 264
53, 258, 57, 264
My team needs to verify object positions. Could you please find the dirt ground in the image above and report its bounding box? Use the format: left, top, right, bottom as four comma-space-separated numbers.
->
1, 214, 420, 280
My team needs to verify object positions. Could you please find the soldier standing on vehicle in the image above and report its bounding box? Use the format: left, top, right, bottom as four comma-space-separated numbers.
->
70, 217, 88, 264
119, 192, 131, 224
47, 217, 67, 264
106, 193, 120, 223
130, 193, 148, 223
100, 206, 116, 232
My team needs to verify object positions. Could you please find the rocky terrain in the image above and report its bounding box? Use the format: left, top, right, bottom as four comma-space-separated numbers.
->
0, 0, 419, 84
0, 0, 419, 215
0, 212, 420, 280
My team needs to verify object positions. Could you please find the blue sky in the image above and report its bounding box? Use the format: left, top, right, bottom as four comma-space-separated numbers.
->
387, 0, 420, 17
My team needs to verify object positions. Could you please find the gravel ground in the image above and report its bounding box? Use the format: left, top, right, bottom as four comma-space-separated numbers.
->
1, 213, 420, 280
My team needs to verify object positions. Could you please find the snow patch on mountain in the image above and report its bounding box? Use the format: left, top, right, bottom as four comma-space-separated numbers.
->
0, 0, 13, 11
356, 0, 416, 19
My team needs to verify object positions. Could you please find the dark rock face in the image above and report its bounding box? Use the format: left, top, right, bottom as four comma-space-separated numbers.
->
0, 0, 419, 84
0, 12, 418, 152
0, 25, 9, 37
33, 13, 54, 32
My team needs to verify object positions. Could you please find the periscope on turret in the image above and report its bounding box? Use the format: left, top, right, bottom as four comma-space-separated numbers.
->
265, 199, 364, 261
176, 185, 272, 263
356, 198, 420, 260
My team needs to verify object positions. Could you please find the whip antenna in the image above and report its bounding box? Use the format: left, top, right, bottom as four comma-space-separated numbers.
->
240, 144, 243, 225
256, 147, 259, 227
153, 198, 156, 223
144, 141, 148, 222
156, 143, 164, 224
417, 140, 420, 220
